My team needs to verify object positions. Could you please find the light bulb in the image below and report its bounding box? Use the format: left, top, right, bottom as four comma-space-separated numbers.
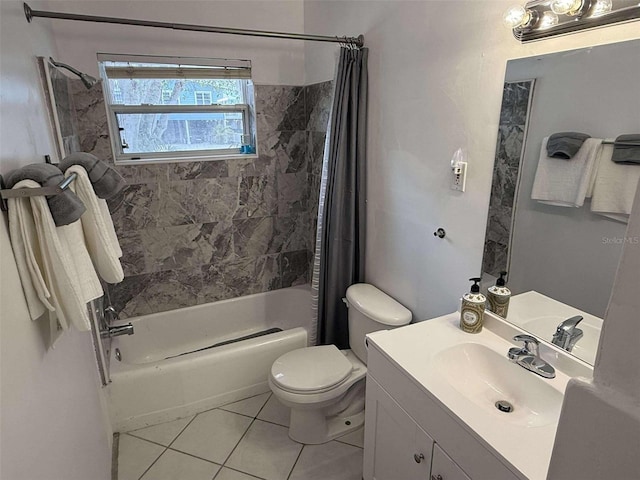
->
503, 5, 532, 28
591, 0, 613, 16
539, 11, 559, 28
550, 0, 584, 15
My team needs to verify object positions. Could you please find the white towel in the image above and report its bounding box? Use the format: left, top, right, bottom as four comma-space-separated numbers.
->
10, 179, 103, 332
8, 195, 51, 320
532, 137, 602, 208
591, 143, 640, 223
65, 165, 124, 283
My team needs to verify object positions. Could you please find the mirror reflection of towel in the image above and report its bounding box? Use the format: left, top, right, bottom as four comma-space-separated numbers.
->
611, 134, 640, 165
547, 132, 591, 159
532, 137, 602, 208
591, 143, 640, 223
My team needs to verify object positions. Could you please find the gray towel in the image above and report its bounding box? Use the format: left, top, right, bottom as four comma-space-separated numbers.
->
547, 132, 591, 159
611, 134, 640, 165
59, 152, 126, 199
6, 163, 86, 226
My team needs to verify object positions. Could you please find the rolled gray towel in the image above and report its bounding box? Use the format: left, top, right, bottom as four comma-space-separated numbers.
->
6, 163, 86, 226
611, 134, 640, 165
547, 132, 591, 159
59, 152, 126, 199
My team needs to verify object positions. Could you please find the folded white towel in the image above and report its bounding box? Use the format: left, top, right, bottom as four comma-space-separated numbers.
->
532, 137, 602, 208
8, 194, 50, 320
11, 179, 103, 332
65, 165, 124, 283
591, 143, 640, 223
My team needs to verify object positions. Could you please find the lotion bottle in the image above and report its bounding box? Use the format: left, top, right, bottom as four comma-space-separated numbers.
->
460, 278, 486, 334
487, 271, 511, 318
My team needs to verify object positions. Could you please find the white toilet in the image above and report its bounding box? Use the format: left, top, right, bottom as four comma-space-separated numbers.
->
268, 283, 412, 444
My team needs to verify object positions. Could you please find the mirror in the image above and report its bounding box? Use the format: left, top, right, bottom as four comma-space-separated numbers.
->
482, 39, 640, 365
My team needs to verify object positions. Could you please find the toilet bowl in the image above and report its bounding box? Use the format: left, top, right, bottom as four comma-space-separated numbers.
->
269, 283, 411, 444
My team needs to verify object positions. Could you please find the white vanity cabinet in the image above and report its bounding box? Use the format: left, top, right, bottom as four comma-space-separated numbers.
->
363, 377, 434, 480
363, 335, 523, 480
364, 376, 470, 480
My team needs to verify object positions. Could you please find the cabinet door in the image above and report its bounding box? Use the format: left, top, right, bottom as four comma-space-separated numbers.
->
364, 377, 434, 480
430, 444, 471, 480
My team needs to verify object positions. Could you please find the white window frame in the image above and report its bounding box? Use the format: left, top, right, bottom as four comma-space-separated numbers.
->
98, 53, 256, 165
194, 91, 213, 105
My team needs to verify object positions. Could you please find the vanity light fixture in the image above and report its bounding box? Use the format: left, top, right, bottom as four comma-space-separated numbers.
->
504, 0, 640, 42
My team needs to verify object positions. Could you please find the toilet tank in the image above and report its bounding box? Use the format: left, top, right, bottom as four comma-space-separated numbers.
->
345, 283, 412, 364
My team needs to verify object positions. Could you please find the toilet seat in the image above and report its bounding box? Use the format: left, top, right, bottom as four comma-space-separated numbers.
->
270, 345, 353, 394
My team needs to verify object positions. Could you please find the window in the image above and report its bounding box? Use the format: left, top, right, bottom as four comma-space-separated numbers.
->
98, 54, 255, 164
112, 83, 123, 104
194, 91, 212, 105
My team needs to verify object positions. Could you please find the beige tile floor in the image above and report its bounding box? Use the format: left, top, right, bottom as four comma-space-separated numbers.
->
117, 392, 364, 480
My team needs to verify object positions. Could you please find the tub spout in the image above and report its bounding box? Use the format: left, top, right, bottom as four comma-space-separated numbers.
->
101, 323, 134, 338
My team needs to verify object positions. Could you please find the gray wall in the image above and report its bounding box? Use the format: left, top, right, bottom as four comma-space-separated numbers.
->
67, 80, 332, 318
505, 41, 640, 318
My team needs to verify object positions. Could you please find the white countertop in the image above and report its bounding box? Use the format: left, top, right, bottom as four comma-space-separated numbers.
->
367, 312, 582, 480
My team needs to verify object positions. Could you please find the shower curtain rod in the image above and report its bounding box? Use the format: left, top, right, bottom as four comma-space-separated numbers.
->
23, 3, 364, 48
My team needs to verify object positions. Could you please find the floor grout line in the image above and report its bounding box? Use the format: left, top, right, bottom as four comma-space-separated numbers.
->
286, 444, 305, 480
215, 465, 268, 480
136, 444, 168, 480
167, 414, 199, 449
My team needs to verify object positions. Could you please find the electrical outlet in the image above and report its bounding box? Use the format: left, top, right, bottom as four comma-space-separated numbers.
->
451, 161, 467, 192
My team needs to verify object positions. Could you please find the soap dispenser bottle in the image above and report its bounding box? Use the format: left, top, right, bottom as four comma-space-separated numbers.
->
460, 278, 486, 334
487, 271, 511, 318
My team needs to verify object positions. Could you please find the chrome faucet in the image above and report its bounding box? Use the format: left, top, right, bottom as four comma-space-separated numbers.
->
551, 315, 583, 352
99, 304, 134, 338
507, 334, 555, 379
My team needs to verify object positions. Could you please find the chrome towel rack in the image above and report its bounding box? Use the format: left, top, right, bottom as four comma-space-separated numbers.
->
0, 172, 77, 212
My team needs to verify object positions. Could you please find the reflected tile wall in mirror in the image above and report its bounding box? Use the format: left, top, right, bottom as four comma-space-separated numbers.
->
482, 81, 534, 278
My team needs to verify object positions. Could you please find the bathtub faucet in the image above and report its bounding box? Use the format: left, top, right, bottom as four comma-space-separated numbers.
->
100, 323, 134, 338
100, 304, 134, 338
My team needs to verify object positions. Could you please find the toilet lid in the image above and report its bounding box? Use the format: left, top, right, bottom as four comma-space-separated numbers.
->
271, 345, 353, 393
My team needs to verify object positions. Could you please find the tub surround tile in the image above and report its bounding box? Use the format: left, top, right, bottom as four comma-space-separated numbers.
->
256, 395, 290, 427
305, 81, 333, 133
281, 250, 310, 287
255, 85, 305, 132
228, 156, 274, 178
117, 434, 165, 480
140, 449, 220, 480
288, 441, 363, 480
171, 409, 253, 465
277, 171, 308, 215
225, 420, 303, 480
112, 269, 202, 318
168, 160, 229, 180
64, 79, 332, 317
128, 416, 194, 447
220, 393, 271, 418
236, 175, 277, 219
107, 183, 159, 232
199, 255, 281, 304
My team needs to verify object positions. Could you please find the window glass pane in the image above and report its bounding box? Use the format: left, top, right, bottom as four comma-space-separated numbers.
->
107, 78, 244, 106
116, 111, 244, 154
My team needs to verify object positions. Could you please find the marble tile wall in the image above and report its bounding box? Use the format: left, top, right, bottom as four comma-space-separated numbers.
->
67, 79, 332, 317
482, 81, 534, 277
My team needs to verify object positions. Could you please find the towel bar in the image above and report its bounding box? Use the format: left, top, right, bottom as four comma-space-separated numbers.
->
0, 172, 78, 212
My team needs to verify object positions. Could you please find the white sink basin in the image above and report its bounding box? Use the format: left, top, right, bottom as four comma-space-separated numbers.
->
431, 343, 563, 427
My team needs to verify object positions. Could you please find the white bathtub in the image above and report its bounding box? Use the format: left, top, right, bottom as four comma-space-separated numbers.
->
106, 285, 310, 431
